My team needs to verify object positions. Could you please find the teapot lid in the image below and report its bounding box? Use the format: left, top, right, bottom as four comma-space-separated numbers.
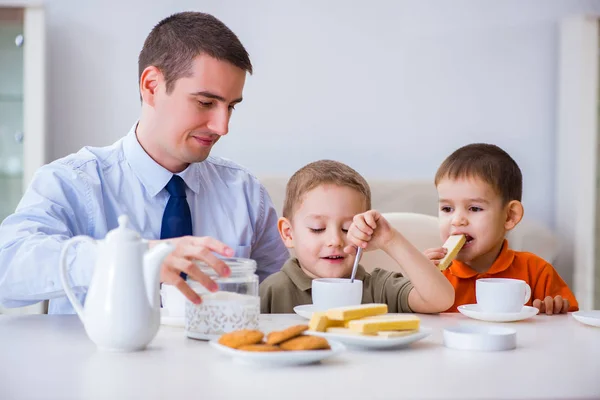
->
105, 215, 140, 243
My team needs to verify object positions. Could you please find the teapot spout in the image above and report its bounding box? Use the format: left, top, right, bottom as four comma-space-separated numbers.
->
143, 241, 175, 308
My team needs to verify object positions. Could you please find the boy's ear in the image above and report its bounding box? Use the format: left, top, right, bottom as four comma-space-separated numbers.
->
277, 217, 295, 248
504, 200, 524, 231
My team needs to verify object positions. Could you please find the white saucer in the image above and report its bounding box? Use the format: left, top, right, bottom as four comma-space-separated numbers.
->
572, 310, 600, 327
160, 309, 184, 327
457, 304, 539, 322
443, 325, 517, 351
293, 304, 325, 319
307, 327, 431, 350
208, 339, 345, 366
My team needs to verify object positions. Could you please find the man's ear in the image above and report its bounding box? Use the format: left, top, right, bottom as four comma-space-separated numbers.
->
278, 217, 294, 248
504, 200, 524, 231
139, 65, 163, 107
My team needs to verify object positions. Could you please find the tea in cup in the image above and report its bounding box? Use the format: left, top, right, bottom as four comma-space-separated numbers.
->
476, 278, 531, 313
311, 278, 363, 310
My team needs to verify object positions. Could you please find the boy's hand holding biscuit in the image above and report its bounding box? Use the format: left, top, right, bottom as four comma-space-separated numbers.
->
423, 247, 448, 266
344, 210, 395, 253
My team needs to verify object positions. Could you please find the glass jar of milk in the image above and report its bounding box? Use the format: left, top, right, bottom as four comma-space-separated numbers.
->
185, 257, 259, 340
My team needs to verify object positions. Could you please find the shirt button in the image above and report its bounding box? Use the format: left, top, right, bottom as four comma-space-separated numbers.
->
47, 280, 54, 288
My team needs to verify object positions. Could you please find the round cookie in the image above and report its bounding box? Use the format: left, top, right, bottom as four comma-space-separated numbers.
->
266, 324, 309, 345
218, 329, 264, 349
237, 344, 282, 352
279, 335, 331, 351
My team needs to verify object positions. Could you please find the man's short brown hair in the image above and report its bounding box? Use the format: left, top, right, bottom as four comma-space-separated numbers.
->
138, 12, 253, 94
434, 143, 522, 203
283, 160, 371, 219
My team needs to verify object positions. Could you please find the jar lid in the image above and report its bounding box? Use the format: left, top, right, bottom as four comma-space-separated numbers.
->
193, 257, 257, 279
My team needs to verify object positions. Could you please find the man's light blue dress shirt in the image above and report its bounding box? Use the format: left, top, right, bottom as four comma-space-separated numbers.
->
0, 125, 289, 314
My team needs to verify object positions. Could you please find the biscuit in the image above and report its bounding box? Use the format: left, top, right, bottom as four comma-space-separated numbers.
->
266, 324, 309, 345
279, 335, 331, 351
237, 344, 282, 352
218, 329, 264, 349
309, 312, 344, 332
438, 234, 466, 271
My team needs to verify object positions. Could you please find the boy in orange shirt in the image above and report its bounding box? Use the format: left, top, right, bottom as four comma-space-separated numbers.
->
424, 143, 578, 314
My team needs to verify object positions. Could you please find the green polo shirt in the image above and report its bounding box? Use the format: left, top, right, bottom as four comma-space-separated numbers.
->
259, 258, 414, 314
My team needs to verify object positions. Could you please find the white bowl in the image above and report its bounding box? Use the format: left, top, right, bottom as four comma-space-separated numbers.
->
443, 325, 517, 351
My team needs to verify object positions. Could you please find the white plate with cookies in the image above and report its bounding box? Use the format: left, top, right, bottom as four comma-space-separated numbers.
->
209, 325, 346, 366
306, 327, 432, 350
209, 339, 345, 366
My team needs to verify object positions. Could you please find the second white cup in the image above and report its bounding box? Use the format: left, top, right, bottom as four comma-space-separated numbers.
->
476, 278, 531, 313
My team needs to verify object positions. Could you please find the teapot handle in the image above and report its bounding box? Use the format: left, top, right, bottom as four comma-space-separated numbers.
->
59, 236, 96, 323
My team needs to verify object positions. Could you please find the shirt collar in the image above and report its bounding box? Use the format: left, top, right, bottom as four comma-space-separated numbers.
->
282, 258, 368, 291
178, 164, 201, 195
123, 122, 201, 197
448, 239, 515, 279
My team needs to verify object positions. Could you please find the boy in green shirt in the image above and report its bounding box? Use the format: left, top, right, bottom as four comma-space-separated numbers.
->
260, 160, 454, 314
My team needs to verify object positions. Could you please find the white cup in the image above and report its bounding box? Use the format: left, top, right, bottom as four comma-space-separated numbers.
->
476, 278, 531, 313
311, 278, 363, 310
160, 284, 186, 317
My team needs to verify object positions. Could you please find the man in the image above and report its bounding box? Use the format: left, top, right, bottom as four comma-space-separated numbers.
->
0, 12, 289, 313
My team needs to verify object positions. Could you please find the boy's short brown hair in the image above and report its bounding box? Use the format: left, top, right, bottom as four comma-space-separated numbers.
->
434, 143, 522, 203
282, 160, 371, 219
138, 12, 253, 95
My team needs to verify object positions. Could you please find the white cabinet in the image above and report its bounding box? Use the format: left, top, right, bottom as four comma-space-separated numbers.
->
0, 4, 46, 315
0, 8, 24, 221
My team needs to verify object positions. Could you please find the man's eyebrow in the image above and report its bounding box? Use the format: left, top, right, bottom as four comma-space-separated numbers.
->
191, 91, 243, 103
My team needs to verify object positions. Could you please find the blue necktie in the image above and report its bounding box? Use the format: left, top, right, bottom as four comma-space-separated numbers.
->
161, 175, 193, 280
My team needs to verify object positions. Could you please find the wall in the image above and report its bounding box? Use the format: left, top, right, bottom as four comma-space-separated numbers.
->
42, 0, 600, 230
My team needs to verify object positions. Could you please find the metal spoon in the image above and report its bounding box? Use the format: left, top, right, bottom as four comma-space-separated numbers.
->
350, 247, 363, 283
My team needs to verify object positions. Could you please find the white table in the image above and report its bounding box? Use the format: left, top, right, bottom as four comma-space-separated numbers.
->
0, 313, 598, 399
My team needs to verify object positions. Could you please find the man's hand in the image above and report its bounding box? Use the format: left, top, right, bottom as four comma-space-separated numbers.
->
151, 236, 234, 304
532, 295, 569, 315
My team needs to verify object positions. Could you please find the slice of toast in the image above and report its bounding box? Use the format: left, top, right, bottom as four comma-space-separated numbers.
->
438, 235, 466, 271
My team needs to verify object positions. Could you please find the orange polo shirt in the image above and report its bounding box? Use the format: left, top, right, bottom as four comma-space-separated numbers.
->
442, 240, 578, 313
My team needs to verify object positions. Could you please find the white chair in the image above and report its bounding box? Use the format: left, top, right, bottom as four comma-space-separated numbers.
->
360, 212, 441, 274
359, 213, 561, 277
506, 219, 560, 265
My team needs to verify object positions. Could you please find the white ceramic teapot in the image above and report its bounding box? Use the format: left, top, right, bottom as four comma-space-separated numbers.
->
59, 215, 174, 351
